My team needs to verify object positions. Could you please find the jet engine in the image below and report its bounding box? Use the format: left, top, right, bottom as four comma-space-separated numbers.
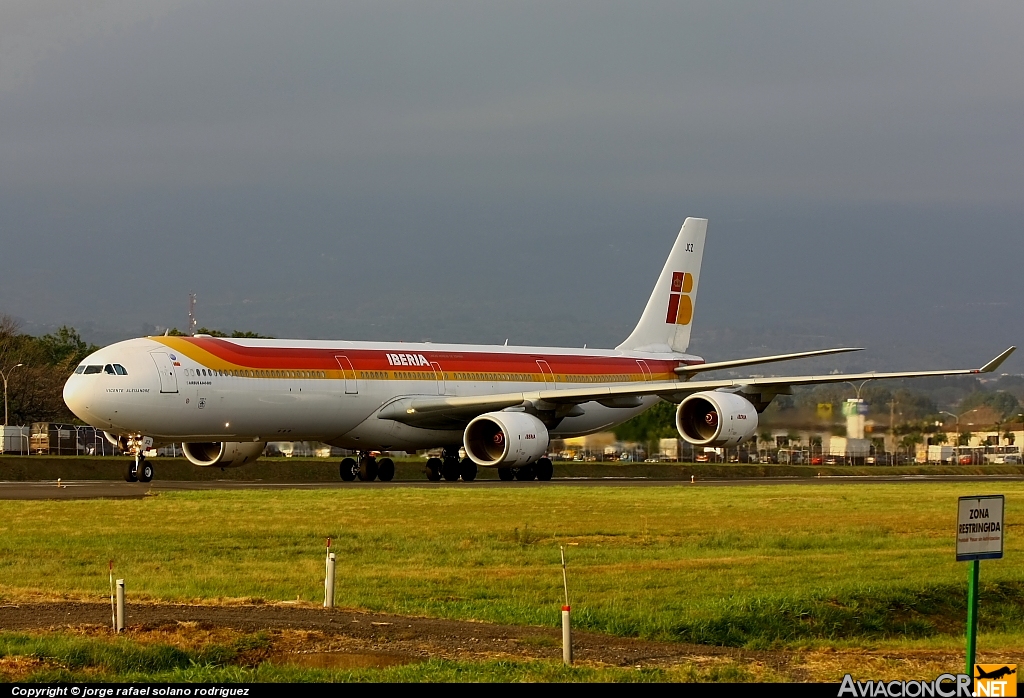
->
675, 391, 758, 447
464, 412, 549, 467
181, 441, 266, 468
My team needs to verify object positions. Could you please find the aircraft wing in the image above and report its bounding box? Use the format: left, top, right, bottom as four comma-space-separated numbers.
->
673, 347, 863, 378
377, 346, 1015, 428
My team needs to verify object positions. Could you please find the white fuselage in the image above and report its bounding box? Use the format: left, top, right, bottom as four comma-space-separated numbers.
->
63, 336, 699, 453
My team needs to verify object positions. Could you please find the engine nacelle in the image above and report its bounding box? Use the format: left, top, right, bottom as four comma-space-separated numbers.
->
464, 412, 549, 467
675, 391, 758, 447
181, 441, 266, 468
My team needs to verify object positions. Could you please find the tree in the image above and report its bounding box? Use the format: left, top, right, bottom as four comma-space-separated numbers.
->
195, 327, 229, 337
899, 433, 923, 457
0, 315, 99, 425
613, 400, 677, 453
36, 326, 92, 366
960, 390, 1021, 420
167, 327, 274, 338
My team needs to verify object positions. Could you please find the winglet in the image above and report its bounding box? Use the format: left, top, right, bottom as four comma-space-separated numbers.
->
977, 346, 1016, 373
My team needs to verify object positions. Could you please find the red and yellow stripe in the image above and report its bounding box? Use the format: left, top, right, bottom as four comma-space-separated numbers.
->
151, 336, 688, 384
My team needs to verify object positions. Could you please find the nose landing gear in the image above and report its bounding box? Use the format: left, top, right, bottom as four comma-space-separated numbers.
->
124, 452, 153, 483
122, 435, 154, 483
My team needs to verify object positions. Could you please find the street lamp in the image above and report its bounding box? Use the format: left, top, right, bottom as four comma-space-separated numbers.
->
1, 363, 24, 426
843, 380, 873, 400
941, 408, 982, 465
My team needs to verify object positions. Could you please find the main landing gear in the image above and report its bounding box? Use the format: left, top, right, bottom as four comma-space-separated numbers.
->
124, 453, 153, 483
497, 457, 553, 482
336, 450, 554, 483
339, 453, 396, 482
425, 447, 477, 482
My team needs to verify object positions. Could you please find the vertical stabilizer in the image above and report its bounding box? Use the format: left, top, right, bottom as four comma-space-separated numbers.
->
616, 217, 707, 353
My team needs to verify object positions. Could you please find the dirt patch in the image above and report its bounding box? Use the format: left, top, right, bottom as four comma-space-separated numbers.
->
0, 655, 48, 681
0, 602, 1018, 681
0, 601, 785, 672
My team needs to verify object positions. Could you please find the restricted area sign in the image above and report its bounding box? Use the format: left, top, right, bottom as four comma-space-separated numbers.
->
957, 495, 1004, 561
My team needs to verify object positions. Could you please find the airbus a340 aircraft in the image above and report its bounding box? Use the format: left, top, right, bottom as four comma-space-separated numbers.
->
63, 218, 1015, 483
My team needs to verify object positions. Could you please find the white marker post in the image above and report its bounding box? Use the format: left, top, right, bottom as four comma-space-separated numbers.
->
108, 561, 116, 633
956, 495, 1005, 677
324, 537, 336, 609
560, 545, 572, 665
116, 579, 125, 633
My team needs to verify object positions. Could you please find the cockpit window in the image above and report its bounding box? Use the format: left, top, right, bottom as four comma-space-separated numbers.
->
114, 364, 128, 375
83, 365, 102, 374
75, 366, 86, 374
104, 364, 116, 375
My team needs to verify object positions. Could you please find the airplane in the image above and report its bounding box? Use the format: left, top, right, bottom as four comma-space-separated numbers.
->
62, 217, 1015, 484
975, 666, 1016, 681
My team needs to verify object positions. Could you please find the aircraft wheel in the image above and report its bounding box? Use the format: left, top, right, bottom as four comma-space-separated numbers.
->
426, 457, 443, 481
497, 467, 514, 481
441, 456, 460, 481
514, 465, 536, 481
358, 456, 378, 481
124, 461, 138, 483
377, 457, 395, 482
340, 457, 358, 482
535, 457, 553, 481
459, 458, 477, 482
138, 460, 154, 483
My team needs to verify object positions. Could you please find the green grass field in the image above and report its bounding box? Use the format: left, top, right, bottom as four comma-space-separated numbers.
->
1, 483, 1021, 651
3, 454, 1024, 481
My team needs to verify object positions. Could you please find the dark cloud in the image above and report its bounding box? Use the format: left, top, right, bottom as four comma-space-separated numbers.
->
0, 1, 1020, 370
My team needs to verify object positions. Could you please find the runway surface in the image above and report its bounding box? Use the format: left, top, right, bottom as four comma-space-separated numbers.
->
1, 474, 1023, 499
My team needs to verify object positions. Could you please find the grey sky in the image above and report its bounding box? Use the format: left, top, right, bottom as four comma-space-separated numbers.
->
1, 1, 1021, 371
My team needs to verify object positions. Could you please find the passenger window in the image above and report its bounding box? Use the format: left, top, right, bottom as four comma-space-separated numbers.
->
84, 365, 102, 374
114, 364, 128, 375
75, 366, 86, 374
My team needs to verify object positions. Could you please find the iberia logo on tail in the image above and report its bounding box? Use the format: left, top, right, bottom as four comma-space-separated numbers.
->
665, 271, 694, 325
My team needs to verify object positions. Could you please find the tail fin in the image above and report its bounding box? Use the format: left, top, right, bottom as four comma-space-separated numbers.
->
616, 217, 707, 353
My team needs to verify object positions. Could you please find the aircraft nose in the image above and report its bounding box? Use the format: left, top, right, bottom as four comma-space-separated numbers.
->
63, 374, 93, 423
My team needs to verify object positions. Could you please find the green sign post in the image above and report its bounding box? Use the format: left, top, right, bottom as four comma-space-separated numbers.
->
956, 495, 1004, 676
